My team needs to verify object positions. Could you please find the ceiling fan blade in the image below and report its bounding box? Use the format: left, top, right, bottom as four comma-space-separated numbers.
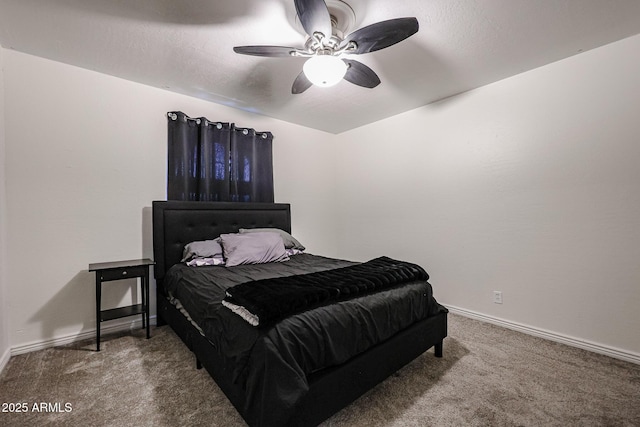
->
291, 71, 313, 94
233, 45, 297, 57
294, 0, 332, 39
343, 59, 381, 88
342, 17, 419, 54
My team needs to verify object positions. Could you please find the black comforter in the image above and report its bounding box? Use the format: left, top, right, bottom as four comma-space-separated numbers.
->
163, 254, 445, 426
223, 256, 430, 326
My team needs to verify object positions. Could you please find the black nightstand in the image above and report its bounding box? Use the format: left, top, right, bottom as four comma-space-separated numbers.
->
88, 258, 155, 351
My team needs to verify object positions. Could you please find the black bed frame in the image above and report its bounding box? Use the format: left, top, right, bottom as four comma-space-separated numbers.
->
152, 200, 447, 427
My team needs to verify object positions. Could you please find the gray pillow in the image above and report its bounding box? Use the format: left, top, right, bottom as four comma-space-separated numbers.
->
181, 239, 223, 262
239, 228, 305, 251
219, 232, 290, 267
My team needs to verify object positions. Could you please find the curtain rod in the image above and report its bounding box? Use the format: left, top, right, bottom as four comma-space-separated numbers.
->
167, 112, 271, 138
167, 112, 223, 129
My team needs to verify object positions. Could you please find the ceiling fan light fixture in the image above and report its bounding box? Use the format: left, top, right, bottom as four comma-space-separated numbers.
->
303, 54, 347, 87
234, 0, 420, 94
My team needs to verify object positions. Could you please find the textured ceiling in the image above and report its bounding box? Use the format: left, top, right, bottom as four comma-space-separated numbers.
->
1, 0, 639, 133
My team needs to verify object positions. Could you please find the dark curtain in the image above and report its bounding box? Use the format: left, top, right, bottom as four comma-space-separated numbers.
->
230, 126, 274, 202
167, 111, 274, 202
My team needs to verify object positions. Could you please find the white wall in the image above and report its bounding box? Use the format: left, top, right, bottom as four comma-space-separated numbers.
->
0, 43, 11, 370
334, 35, 640, 359
3, 49, 338, 351
3, 34, 640, 362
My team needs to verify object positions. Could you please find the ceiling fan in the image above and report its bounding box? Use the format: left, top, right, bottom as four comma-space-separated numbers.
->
233, 0, 419, 94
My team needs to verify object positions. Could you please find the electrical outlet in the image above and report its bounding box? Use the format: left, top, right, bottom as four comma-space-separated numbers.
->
493, 291, 503, 304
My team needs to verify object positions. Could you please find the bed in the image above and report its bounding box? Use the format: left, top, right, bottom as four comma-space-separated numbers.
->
152, 200, 448, 427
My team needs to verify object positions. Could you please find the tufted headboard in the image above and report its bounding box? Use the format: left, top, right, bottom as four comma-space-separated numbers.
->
152, 201, 291, 285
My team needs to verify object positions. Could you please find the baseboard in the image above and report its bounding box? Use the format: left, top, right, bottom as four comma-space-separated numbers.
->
10, 315, 158, 356
8, 308, 639, 366
0, 346, 10, 375
446, 305, 640, 365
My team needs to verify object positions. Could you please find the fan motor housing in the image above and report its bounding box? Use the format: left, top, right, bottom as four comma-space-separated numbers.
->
293, 0, 357, 39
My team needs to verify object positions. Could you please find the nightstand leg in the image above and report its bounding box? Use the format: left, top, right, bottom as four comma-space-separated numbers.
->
140, 276, 146, 329
144, 270, 150, 339
95, 277, 101, 351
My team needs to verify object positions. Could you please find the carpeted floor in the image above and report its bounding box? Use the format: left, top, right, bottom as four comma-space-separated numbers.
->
1, 313, 639, 427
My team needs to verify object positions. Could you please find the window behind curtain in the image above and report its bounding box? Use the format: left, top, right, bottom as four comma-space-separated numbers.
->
167, 111, 274, 202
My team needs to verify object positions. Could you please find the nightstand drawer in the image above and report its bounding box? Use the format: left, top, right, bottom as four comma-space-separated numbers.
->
99, 265, 147, 281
